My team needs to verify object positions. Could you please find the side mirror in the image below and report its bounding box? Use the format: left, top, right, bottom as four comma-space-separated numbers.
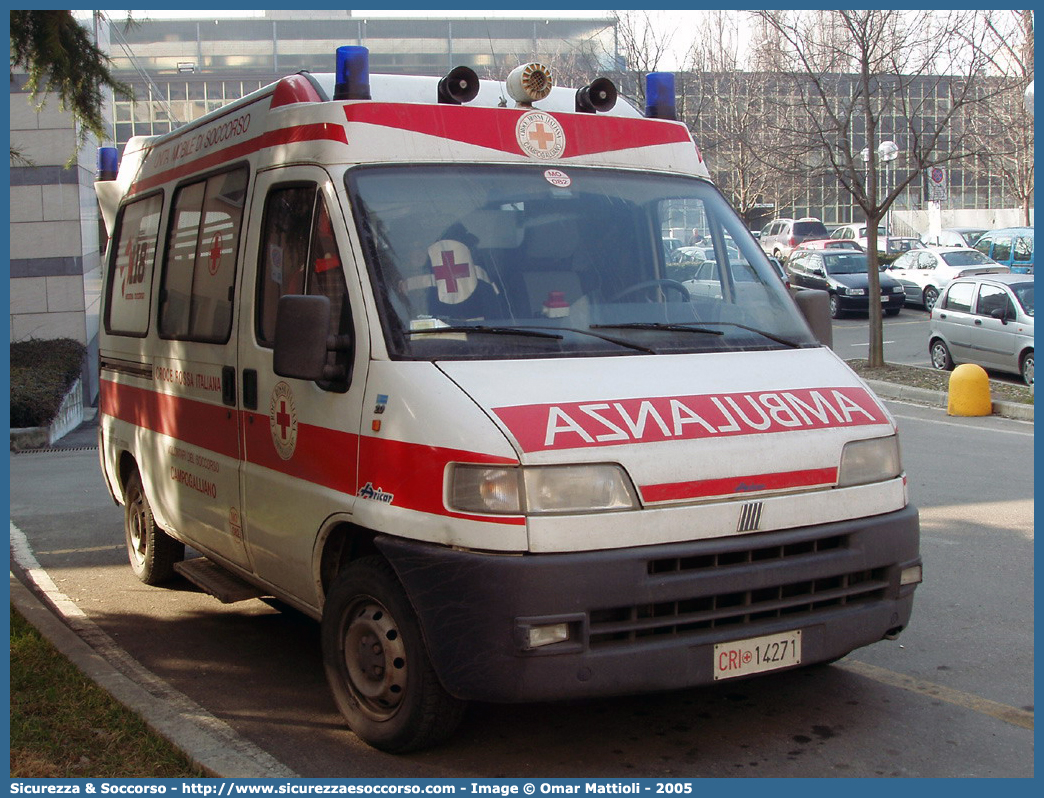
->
794, 289, 833, 349
274, 294, 331, 381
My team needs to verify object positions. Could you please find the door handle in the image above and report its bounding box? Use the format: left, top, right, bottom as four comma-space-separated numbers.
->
974, 319, 983, 325
221, 366, 236, 407
243, 369, 258, 411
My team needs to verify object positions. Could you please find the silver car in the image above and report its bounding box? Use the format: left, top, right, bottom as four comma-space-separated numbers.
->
888, 247, 1009, 311
928, 273, 1034, 386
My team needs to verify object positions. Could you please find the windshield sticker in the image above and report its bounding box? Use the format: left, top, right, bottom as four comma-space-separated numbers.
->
493, 386, 889, 453
516, 111, 566, 160
543, 168, 572, 188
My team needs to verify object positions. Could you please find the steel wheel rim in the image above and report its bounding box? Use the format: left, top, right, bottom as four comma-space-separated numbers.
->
931, 343, 947, 369
1023, 356, 1033, 385
924, 288, 938, 311
342, 597, 408, 721
127, 489, 147, 567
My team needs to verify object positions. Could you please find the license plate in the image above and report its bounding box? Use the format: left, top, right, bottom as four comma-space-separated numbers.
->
714, 629, 802, 680
881, 295, 890, 303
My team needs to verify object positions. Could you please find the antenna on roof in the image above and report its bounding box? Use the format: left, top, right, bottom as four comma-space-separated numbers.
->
483, 19, 508, 107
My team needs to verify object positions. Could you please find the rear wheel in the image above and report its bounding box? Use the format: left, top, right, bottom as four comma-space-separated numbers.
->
923, 286, 939, 311
1020, 350, 1033, 386
124, 470, 184, 585
322, 556, 465, 752
930, 338, 954, 371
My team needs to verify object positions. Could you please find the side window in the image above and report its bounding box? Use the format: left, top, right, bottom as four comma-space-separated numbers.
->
991, 235, 1013, 262
975, 284, 1013, 318
106, 193, 162, 336
257, 184, 352, 388
943, 281, 974, 312
158, 166, 248, 342
973, 236, 992, 257
1013, 236, 1032, 264
918, 253, 935, 270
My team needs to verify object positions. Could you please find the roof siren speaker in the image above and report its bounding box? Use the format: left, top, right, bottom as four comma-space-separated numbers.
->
438, 66, 480, 104
506, 63, 554, 106
575, 77, 618, 113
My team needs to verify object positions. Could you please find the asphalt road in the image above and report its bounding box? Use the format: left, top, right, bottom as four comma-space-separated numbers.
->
8, 402, 1034, 778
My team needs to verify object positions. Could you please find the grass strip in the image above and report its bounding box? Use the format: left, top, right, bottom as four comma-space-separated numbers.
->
10, 606, 206, 778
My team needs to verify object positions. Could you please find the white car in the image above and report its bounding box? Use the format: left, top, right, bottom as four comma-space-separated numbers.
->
887, 247, 1009, 311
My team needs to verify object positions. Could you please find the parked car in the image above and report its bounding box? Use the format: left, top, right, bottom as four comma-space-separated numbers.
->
830, 222, 890, 252
886, 247, 1009, 311
928, 273, 1034, 386
921, 227, 988, 248
789, 237, 864, 256
759, 217, 830, 259
885, 237, 924, 255
680, 258, 761, 300
973, 227, 1034, 273
787, 248, 906, 318
661, 237, 685, 261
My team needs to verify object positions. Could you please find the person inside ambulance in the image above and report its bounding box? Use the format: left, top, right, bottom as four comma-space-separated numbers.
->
402, 224, 505, 322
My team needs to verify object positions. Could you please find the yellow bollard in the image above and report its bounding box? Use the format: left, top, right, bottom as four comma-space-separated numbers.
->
947, 363, 992, 416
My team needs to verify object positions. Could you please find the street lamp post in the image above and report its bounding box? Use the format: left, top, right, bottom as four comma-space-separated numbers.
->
878, 140, 899, 234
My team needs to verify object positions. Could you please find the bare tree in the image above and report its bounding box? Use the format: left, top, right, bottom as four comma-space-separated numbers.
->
679, 14, 799, 224
608, 10, 676, 106
965, 11, 1034, 225
753, 9, 1008, 367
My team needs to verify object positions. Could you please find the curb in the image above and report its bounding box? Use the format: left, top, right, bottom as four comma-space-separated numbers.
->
864, 378, 1034, 421
9, 569, 298, 778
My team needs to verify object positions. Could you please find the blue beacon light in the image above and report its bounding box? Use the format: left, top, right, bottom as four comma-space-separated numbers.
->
334, 46, 371, 101
96, 146, 119, 181
645, 72, 677, 120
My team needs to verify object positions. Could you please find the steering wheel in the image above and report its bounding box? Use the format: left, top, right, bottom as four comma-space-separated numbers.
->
610, 279, 691, 303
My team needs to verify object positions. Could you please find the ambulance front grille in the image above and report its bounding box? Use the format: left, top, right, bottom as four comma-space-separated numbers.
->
647, 533, 847, 575
588, 567, 888, 647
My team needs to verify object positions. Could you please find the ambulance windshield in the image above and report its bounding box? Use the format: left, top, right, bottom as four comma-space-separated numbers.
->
347, 165, 817, 360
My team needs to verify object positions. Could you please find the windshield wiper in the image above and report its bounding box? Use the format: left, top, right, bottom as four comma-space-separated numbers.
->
408, 325, 563, 340
591, 322, 725, 336
710, 323, 805, 348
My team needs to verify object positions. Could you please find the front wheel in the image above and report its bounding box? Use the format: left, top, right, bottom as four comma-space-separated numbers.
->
124, 470, 184, 585
930, 338, 954, 371
829, 293, 843, 319
322, 556, 465, 752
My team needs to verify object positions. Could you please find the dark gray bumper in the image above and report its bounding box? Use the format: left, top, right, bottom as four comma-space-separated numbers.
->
377, 504, 920, 703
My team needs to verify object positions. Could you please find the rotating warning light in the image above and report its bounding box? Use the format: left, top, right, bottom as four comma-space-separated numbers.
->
96, 147, 119, 181
334, 45, 371, 101
506, 63, 554, 105
645, 72, 676, 120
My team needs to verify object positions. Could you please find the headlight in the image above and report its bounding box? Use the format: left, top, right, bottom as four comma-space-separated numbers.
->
892, 285, 905, 294
837, 435, 902, 487
450, 463, 639, 515
847, 287, 866, 296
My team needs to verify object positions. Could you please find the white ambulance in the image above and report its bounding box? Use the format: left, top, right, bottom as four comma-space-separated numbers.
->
95, 48, 921, 752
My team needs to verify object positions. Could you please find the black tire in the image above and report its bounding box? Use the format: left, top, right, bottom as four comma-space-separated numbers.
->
885, 307, 901, 316
923, 286, 939, 312
322, 556, 465, 752
829, 293, 843, 319
929, 338, 954, 371
1020, 350, 1033, 387
124, 470, 184, 585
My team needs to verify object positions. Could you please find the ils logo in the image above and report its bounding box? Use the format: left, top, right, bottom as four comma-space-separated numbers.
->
516, 111, 566, 160
269, 381, 298, 460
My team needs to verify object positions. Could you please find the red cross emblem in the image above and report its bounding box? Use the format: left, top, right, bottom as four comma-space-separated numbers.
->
434, 250, 471, 294
276, 400, 291, 440
527, 122, 555, 151
208, 234, 222, 276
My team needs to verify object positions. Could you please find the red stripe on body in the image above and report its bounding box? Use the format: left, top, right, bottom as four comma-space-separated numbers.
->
129, 123, 349, 195
101, 379, 522, 525
343, 103, 692, 157
641, 467, 839, 504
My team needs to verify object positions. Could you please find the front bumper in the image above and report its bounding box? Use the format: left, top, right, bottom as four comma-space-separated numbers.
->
837, 291, 906, 311
376, 504, 921, 703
